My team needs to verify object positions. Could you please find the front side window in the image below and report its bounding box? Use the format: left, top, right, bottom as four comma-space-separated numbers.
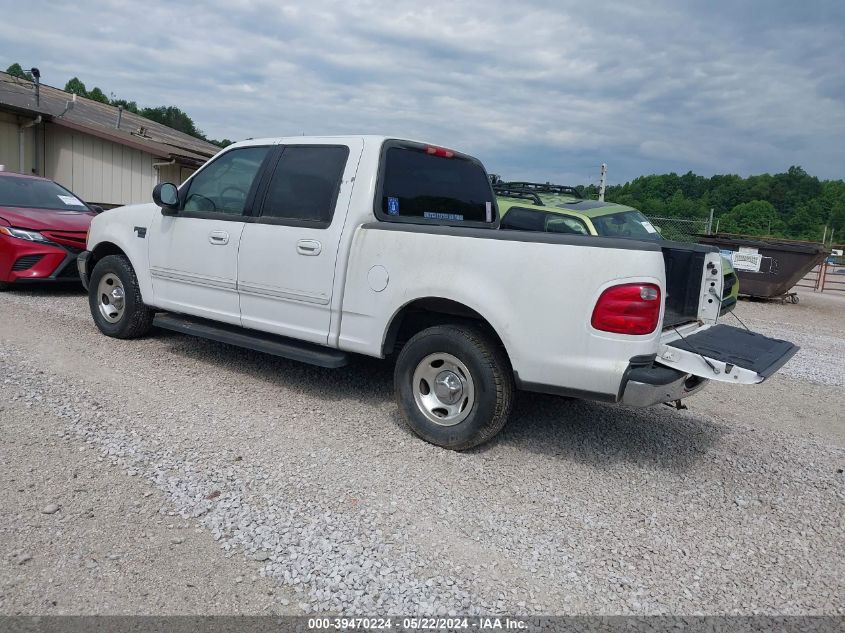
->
591, 210, 662, 242
545, 215, 590, 235
378, 144, 496, 225
183, 146, 270, 215
260, 146, 349, 225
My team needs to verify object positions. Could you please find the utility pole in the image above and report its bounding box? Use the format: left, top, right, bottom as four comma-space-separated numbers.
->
708, 208, 714, 235
598, 163, 607, 201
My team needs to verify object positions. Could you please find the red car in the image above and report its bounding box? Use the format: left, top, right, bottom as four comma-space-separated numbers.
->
0, 171, 99, 290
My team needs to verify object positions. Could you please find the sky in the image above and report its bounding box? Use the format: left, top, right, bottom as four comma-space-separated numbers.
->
2, 0, 844, 185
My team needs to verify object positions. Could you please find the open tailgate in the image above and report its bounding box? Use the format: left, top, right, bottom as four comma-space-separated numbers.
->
656, 324, 798, 384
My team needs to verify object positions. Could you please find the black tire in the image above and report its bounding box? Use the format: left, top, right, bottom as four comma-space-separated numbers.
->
394, 324, 514, 450
88, 254, 153, 338
0, 282, 12, 292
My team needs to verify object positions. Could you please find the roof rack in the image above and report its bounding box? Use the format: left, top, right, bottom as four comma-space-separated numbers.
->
502, 182, 583, 199
492, 185, 544, 206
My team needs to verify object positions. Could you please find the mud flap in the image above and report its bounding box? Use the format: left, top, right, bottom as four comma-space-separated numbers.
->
656, 324, 798, 384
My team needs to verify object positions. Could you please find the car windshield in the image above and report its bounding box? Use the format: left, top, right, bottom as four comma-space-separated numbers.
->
590, 210, 662, 242
0, 176, 89, 211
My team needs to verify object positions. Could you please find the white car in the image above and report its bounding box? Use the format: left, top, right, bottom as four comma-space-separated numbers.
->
78, 136, 797, 449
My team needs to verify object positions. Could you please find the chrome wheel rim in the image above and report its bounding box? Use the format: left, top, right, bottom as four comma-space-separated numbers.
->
412, 353, 475, 426
97, 273, 126, 324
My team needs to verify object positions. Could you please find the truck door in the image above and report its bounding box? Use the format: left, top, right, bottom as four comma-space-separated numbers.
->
237, 140, 363, 344
147, 145, 272, 325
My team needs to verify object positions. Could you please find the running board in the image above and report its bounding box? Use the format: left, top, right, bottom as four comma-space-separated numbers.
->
153, 313, 349, 368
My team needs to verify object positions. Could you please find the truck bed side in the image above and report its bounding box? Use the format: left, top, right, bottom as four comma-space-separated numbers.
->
339, 224, 667, 399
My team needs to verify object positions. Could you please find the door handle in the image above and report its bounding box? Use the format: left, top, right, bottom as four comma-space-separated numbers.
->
209, 230, 229, 245
297, 239, 322, 256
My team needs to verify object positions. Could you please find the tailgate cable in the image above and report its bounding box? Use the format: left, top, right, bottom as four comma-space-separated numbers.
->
728, 310, 752, 332
671, 326, 719, 375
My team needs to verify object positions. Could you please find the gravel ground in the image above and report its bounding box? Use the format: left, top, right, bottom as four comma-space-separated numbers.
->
0, 285, 843, 615
0, 396, 290, 615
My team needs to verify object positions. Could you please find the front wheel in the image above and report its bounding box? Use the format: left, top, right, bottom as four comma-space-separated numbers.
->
88, 254, 153, 338
394, 324, 514, 450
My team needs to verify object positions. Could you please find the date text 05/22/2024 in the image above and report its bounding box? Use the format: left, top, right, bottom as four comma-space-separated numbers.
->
307, 616, 529, 630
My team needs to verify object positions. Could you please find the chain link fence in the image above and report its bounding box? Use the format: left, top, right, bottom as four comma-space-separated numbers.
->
644, 216, 712, 243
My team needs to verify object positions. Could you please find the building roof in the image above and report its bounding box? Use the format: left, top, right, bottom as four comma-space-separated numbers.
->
0, 72, 220, 165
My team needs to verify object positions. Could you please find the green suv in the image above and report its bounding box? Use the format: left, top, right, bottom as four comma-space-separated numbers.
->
494, 181, 739, 314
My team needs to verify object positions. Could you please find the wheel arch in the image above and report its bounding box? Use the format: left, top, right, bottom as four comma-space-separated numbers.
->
88, 241, 127, 269
85, 239, 153, 305
382, 296, 511, 362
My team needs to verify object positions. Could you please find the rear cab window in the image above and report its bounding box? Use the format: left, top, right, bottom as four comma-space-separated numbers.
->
375, 141, 497, 227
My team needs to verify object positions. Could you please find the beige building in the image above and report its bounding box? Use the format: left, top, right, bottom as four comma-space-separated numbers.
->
0, 72, 219, 207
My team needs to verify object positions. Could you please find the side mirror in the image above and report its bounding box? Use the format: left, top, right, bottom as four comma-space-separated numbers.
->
152, 182, 179, 215
89, 204, 105, 214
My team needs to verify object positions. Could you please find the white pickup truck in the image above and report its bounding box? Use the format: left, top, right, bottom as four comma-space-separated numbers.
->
78, 136, 797, 449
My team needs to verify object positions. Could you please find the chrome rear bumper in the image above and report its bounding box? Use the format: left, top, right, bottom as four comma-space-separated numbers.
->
621, 369, 708, 407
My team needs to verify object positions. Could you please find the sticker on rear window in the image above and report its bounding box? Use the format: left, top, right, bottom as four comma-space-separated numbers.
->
485, 201, 492, 223
641, 220, 657, 233
58, 195, 85, 206
424, 212, 464, 221
387, 197, 399, 215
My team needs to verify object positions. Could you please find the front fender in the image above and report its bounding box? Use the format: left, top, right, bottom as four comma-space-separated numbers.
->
87, 203, 158, 302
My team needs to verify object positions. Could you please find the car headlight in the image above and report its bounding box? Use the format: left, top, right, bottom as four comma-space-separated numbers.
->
0, 227, 52, 243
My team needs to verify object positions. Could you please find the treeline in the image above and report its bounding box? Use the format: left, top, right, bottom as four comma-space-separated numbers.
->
578, 166, 844, 243
5, 63, 232, 149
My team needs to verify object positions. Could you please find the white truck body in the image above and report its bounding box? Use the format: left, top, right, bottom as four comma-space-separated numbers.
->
79, 136, 797, 448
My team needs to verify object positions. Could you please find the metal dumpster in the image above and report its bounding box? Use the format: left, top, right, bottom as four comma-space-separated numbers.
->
698, 234, 830, 300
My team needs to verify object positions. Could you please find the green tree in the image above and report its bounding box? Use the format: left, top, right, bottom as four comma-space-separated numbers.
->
88, 87, 109, 104
139, 106, 200, 137
110, 98, 139, 114
64, 77, 88, 97
5, 63, 33, 81
719, 200, 784, 236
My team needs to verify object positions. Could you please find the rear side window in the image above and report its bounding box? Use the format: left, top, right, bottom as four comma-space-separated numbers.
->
500, 207, 547, 231
260, 146, 349, 225
377, 143, 496, 226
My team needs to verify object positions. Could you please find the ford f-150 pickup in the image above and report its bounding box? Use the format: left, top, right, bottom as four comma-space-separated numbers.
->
77, 136, 798, 449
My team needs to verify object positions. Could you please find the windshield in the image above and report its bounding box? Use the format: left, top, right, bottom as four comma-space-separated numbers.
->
0, 176, 89, 211
590, 210, 662, 242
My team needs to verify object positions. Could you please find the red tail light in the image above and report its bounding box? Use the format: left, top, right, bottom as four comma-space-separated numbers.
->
591, 283, 661, 335
424, 145, 454, 158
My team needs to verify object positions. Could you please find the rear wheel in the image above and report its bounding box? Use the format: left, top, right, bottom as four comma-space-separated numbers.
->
394, 324, 513, 450
88, 255, 153, 338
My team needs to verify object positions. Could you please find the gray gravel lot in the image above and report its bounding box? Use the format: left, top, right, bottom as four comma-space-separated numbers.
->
1, 286, 843, 615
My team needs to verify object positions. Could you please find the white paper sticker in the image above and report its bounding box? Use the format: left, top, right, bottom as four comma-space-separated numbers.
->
731, 251, 763, 272
58, 195, 85, 206
641, 220, 657, 233
485, 201, 492, 223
